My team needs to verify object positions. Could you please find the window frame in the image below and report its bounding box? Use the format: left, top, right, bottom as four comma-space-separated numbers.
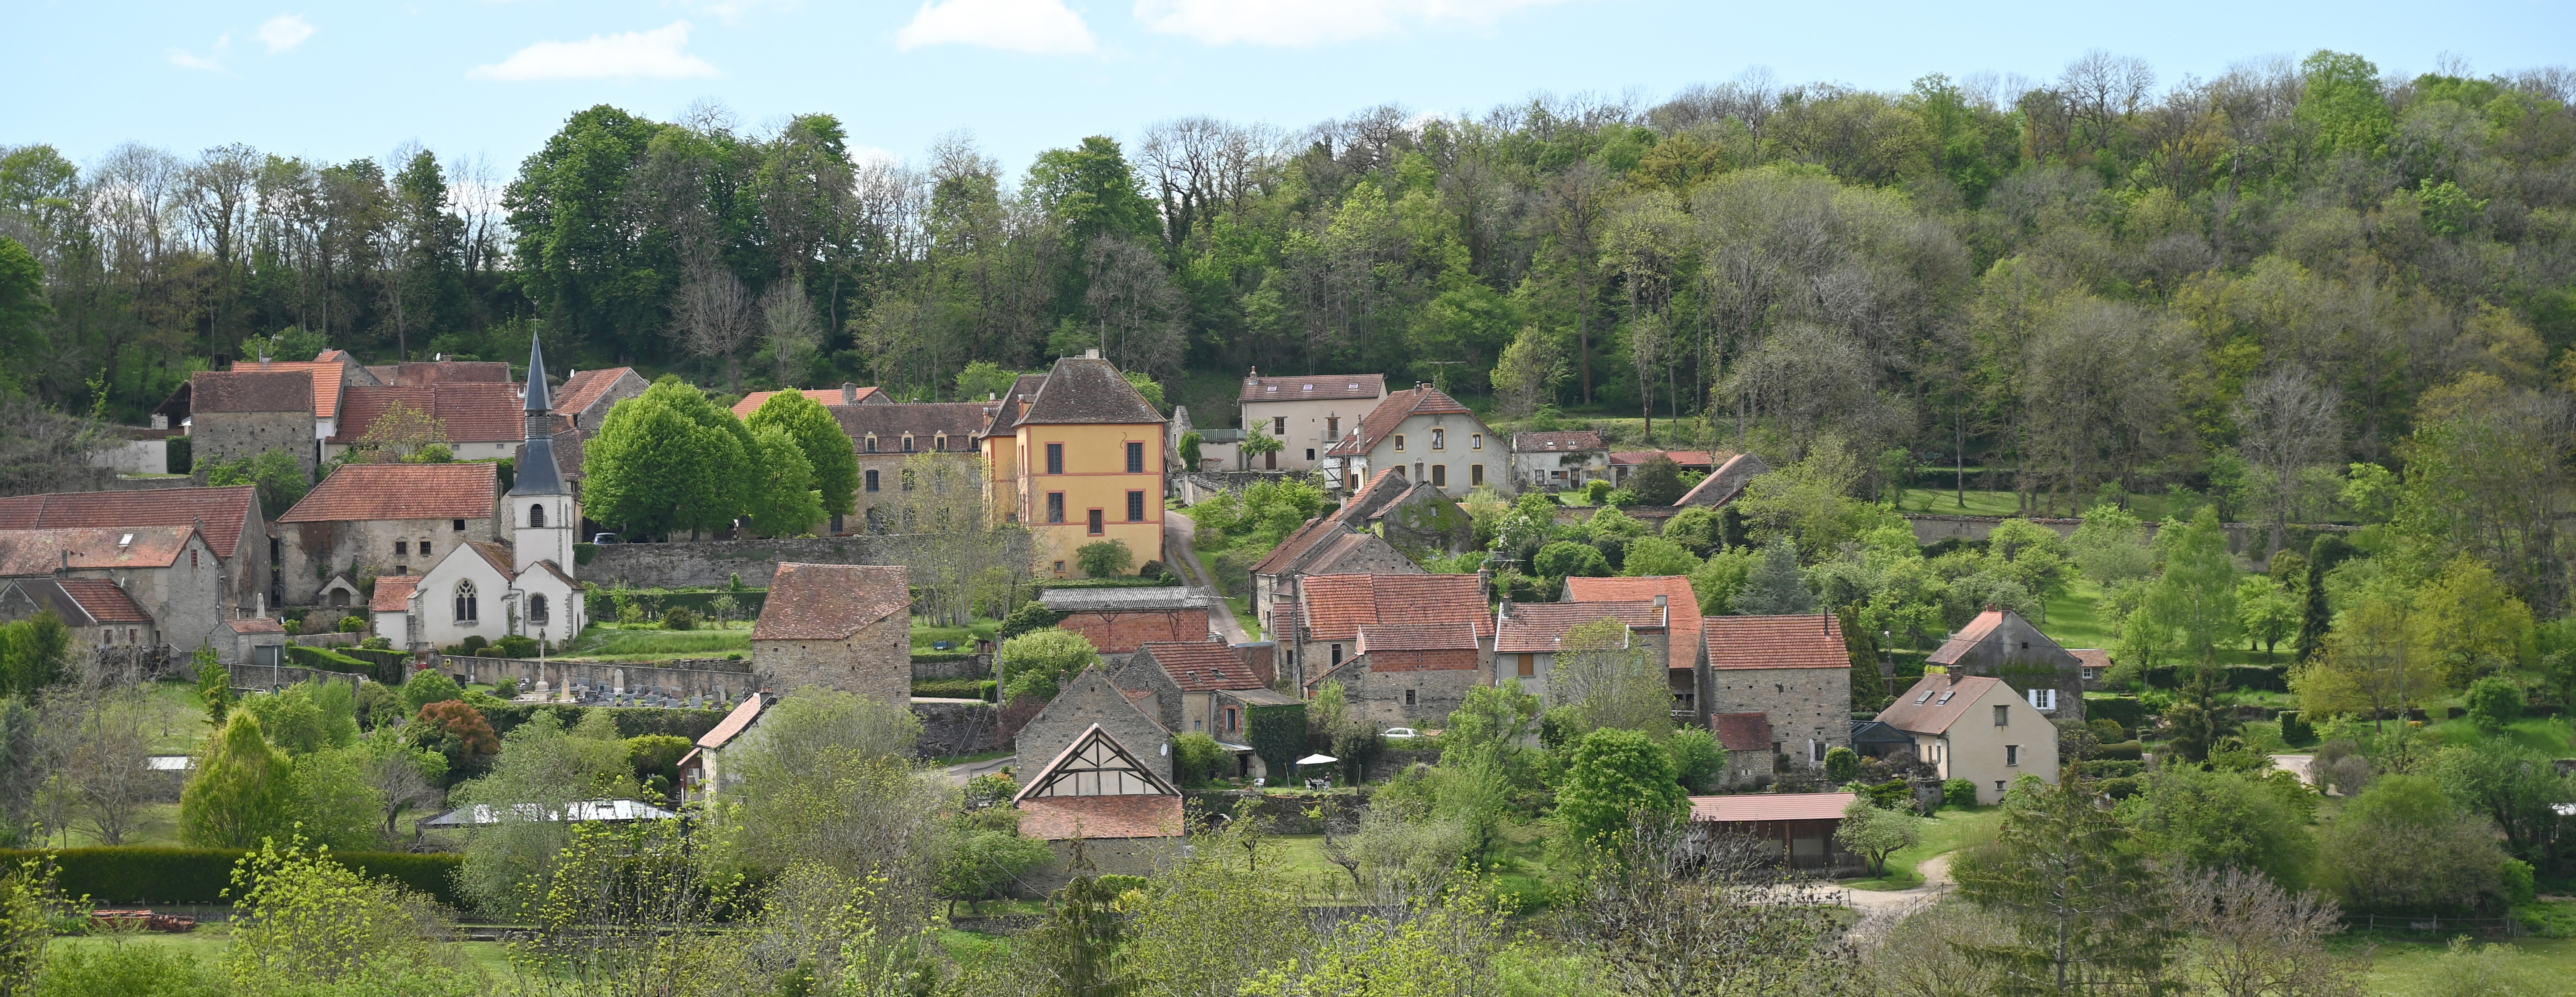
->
1045, 442, 1065, 475
1392, 434, 1405, 452
1086, 508, 1105, 536
1430, 464, 1447, 488
454, 580, 479, 623
1126, 490, 1146, 522
1994, 704, 2010, 726
1430, 427, 1445, 450
1470, 464, 1484, 486
865, 469, 880, 493
1125, 440, 1145, 474
1046, 492, 1067, 524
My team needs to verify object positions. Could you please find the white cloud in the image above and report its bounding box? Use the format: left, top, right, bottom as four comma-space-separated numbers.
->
897, 0, 1096, 54
167, 35, 230, 71
469, 21, 721, 80
258, 14, 316, 53
1134, 0, 1571, 46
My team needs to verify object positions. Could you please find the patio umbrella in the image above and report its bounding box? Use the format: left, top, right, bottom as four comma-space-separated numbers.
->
1295, 754, 1338, 765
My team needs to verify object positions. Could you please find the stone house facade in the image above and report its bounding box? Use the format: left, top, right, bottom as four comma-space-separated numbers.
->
1040, 587, 1217, 662
1566, 575, 1711, 723
1510, 431, 1608, 491
1321, 384, 1498, 497
1286, 573, 1493, 691
551, 367, 651, 435
1114, 639, 1274, 738
1493, 598, 1671, 703
0, 486, 269, 628
0, 577, 158, 653
843, 402, 992, 534
1015, 666, 1174, 783
189, 370, 319, 473
1701, 615, 1854, 770
1927, 608, 2084, 721
1303, 621, 1487, 727
1236, 371, 1388, 471
273, 462, 505, 604
0, 526, 227, 657
322, 382, 528, 464
749, 562, 912, 704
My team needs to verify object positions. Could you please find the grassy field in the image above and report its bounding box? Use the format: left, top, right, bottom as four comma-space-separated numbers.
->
1841, 806, 2003, 891
50, 927, 519, 983
1223, 596, 1264, 641
913, 618, 999, 652
559, 623, 751, 661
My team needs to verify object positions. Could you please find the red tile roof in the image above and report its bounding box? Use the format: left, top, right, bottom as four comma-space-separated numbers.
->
56, 578, 150, 623
0, 487, 258, 559
1494, 600, 1665, 654
370, 576, 419, 613
1876, 674, 2005, 735
1511, 430, 1604, 452
1248, 517, 1344, 576
1239, 372, 1386, 402
331, 383, 527, 444
0, 526, 196, 575
191, 370, 314, 414
1566, 576, 1702, 671
1690, 792, 1857, 823
1710, 712, 1774, 752
1017, 795, 1186, 840
696, 694, 767, 749
753, 563, 910, 641
225, 360, 354, 415
731, 386, 885, 419
1298, 574, 1491, 642
1357, 622, 1482, 653
1324, 385, 1474, 457
552, 368, 642, 419
1704, 614, 1849, 670
277, 462, 498, 523
2071, 649, 2113, 670
1608, 450, 1717, 467
1139, 641, 1265, 691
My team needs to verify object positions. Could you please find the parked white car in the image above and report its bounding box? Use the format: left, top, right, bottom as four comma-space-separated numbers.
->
1385, 728, 1421, 740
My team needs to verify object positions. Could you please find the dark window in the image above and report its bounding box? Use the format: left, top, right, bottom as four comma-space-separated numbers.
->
902, 435, 915, 452
1470, 464, 1484, 486
1046, 443, 1064, 474
1304, 449, 1315, 461
529, 503, 545, 528
1994, 705, 2009, 726
1125, 441, 1144, 473
1403, 689, 1417, 707
395, 540, 408, 556
1431, 465, 1446, 488
1047, 493, 1065, 524
1272, 416, 1286, 435
1330, 644, 1344, 666
865, 470, 880, 492
865, 436, 877, 452
454, 580, 478, 622
1127, 490, 1146, 522
1086, 509, 1104, 535
530, 594, 549, 626
1326, 416, 1338, 436
452, 519, 465, 532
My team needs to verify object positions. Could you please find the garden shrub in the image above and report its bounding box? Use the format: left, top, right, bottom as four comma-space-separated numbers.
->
661, 606, 699, 631
1941, 778, 1979, 808
0, 846, 463, 908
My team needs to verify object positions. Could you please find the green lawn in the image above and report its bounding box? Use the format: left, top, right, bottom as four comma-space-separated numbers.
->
50, 927, 518, 983
559, 623, 751, 661
1842, 806, 2004, 891
2355, 931, 2576, 993
140, 680, 213, 754
912, 618, 998, 652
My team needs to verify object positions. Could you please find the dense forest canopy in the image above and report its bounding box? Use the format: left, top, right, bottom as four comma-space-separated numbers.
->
3, 49, 2572, 519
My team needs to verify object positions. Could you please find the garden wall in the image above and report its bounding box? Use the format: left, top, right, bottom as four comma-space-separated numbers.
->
587, 536, 904, 588
435, 654, 757, 701
914, 700, 1002, 757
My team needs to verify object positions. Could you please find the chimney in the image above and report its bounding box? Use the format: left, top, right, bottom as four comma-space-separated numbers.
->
841, 382, 858, 405
256, 592, 267, 619
1497, 597, 1512, 620
1246, 367, 1259, 385
1084, 348, 1101, 360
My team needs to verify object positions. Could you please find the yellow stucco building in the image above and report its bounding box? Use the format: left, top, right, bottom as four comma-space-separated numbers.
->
980, 352, 1168, 577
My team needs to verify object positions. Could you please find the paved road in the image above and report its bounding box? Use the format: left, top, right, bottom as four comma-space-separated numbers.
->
1164, 508, 1253, 644
941, 754, 1017, 786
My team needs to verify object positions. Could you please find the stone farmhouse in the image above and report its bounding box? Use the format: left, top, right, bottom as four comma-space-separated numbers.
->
1565, 575, 1709, 723
1016, 665, 1174, 784
0, 568, 165, 653
1928, 607, 2084, 721
840, 402, 991, 534
0, 486, 267, 627
1012, 721, 1187, 885
1494, 598, 1672, 703
749, 562, 912, 704
979, 352, 1167, 577
1283, 573, 1493, 691
1112, 638, 1274, 739
0, 525, 223, 656
1236, 371, 1387, 471
272, 462, 505, 605
322, 381, 528, 464
1304, 620, 1488, 727
1702, 614, 1854, 771
1041, 587, 1218, 664
1321, 384, 1497, 497
187, 370, 318, 473
1511, 431, 1608, 490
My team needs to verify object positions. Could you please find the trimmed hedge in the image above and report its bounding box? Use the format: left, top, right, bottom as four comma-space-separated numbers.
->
475, 704, 730, 741
2077, 759, 2145, 778
2095, 740, 2144, 761
285, 645, 373, 674
2084, 695, 2146, 730
910, 651, 974, 664
912, 679, 997, 700
0, 847, 463, 908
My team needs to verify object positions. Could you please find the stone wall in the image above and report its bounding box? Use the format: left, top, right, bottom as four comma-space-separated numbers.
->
232, 662, 365, 693
1177, 470, 1325, 506
1320, 653, 1484, 729
277, 515, 503, 604
192, 411, 315, 474
1705, 666, 1851, 768
912, 654, 989, 681
584, 532, 1032, 591
752, 611, 910, 705
914, 700, 1003, 756
1015, 668, 1172, 781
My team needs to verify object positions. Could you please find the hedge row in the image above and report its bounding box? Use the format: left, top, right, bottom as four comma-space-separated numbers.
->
475, 704, 729, 741
596, 588, 768, 620
2084, 695, 2146, 729
911, 679, 997, 700
2141, 664, 2288, 691
0, 847, 463, 908
283, 645, 388, 683
910, 651, 975, 664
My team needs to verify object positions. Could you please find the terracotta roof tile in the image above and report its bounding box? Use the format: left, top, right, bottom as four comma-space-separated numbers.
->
1876, 674, 2004, 735
1927, 609, 2012, 665
1566, 576, 1703, 671
1018, 358, 1163, 425
277, 463, 498, 523
1690, 792, 1856, 823
0, 487, 258, 559
731, 385, 886, 419
331, 383, 527, 444
56, 578, 150, 623
1239, 373, 1386, 402
1138, 641, 1265, 691
191, 370, 313, 414
552, 368, 643, 419
696, 694, 767, 749
1710, 711, 1774, 752
1357, 622, 1481, 652
2071, 649, 2113, 670
1248, 517, 1344, 576
1017, 795, 1186, 840
1298, 574, 1490, 642
370, 576, 419, 613
1512, 431, 1604, 452
1494, 600, 1665, 653
979, 374, 1053, 437
1704, 615, 1849, 670
1325, 385, 1474, 457
226, 360, 356, 415
466, 541, 517, 578
752, 563, 910, 641
0, 527, 195, 575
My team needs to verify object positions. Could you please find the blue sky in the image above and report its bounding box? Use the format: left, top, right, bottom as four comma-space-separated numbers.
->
8, 0, 2572, 181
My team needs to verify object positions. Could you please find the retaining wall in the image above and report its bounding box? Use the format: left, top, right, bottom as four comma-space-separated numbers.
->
915, 700, 1004, 756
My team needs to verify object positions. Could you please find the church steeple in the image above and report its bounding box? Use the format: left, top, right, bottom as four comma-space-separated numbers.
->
511, 336, 574, 575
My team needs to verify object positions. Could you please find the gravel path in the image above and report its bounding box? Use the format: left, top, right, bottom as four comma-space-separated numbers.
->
1164, 508, 1252, 643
